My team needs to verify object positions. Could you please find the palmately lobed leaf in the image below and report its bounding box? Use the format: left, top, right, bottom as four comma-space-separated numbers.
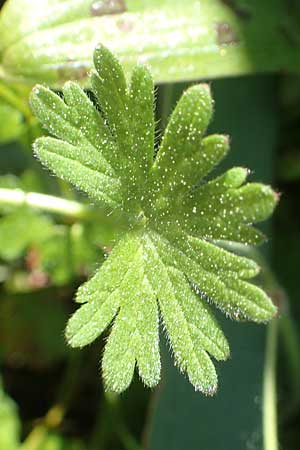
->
31, 45, 278, 394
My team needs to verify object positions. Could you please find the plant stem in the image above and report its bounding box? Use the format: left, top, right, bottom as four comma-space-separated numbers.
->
0, 188, 94, 220
280, 314, 300, 394
278, 313, 300, 418
263, 319, 279, 450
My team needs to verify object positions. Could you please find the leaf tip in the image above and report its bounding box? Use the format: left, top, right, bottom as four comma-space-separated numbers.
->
253, 294, 278, 323
31, 83, 43, 94
32, 137, 43, 157
265, 300, 278, 321
201, 82, 211, 92
223, 166, 248, 188
63, 79, 76, 91
195, 380, 218, 396
29, 84, 44, 109
93, 43, 119, 71
263, 185, 280, 215
223, 134, 230, 146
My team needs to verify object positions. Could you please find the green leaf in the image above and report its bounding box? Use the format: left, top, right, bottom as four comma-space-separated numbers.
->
32, 45, 277, 394
1, 0, 300, 86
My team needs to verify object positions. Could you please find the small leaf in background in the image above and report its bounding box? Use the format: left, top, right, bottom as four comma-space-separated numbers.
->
31, 45, 277, 394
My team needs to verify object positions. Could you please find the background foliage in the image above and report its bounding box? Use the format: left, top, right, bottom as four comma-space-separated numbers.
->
0, 1, 300, 449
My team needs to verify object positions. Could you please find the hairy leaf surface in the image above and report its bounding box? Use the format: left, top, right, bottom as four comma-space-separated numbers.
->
31, 45, 277, 394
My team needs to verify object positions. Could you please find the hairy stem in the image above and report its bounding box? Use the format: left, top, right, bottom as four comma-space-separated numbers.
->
263, 319, 279, 450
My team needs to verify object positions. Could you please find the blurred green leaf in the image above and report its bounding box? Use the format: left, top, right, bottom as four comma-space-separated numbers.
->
35, 432, 85, 450
0, 101, 23, 143
0, 208, 54, 261
0, 208, 105, 286
0, 174, 19, 189
19, 169, 50, 193
39, 223, 102, 286
1, 0, 300, 86
39, 229, 76, 286
0, 378, 20, 450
